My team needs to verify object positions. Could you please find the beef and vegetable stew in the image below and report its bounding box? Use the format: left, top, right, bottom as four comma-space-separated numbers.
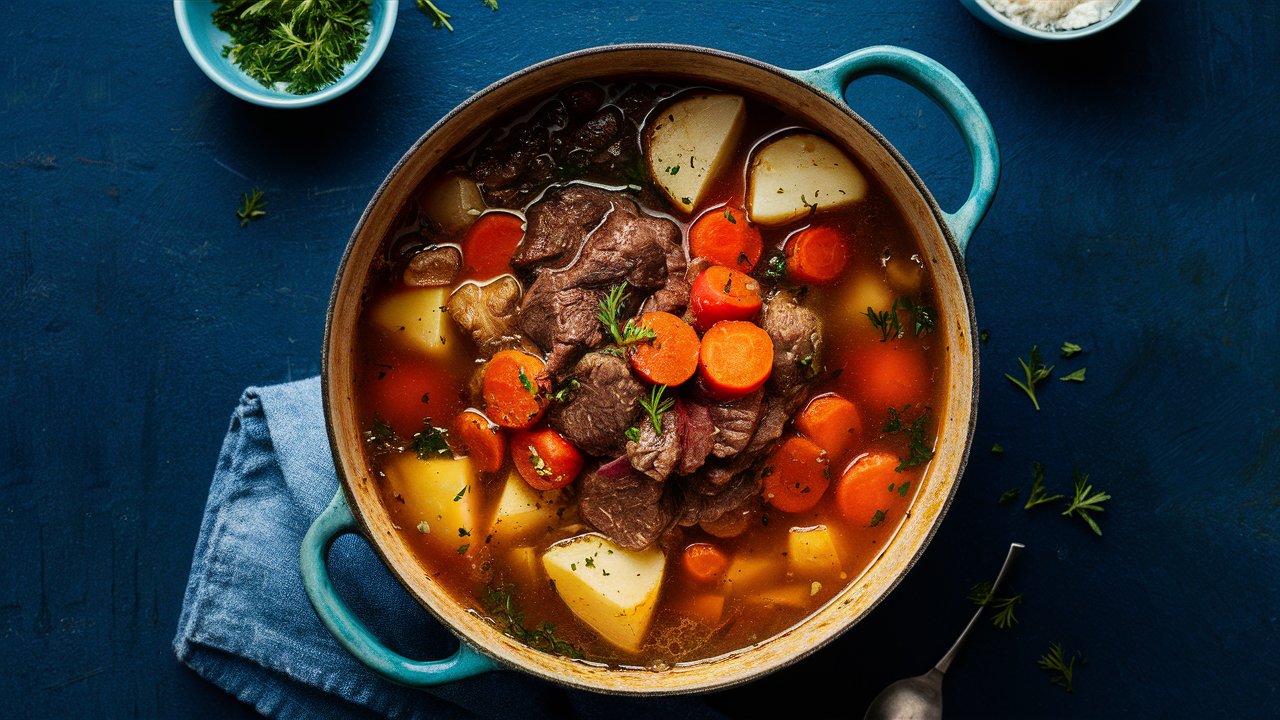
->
354, 79, 945, 666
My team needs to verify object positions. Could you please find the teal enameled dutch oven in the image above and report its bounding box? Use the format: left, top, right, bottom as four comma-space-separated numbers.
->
304, 44, 999, 695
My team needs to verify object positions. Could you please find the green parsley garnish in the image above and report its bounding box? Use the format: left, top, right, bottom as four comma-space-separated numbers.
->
1006, 346, 1054, 411
666, 165, 680, 175
411, 420, 453, 459
458, 527, 471, 537
1060, 367, 1087, 382
625, 426, 641, 442
865, 297, 936, 342
527, 445, 553, 478
723, 208, 736, 224
597, 282, 658, 347
452, 484, 469, 502
1062, 470, 1110, 535
457, 543, 470, 555
680, 196, 692, 205
638, 385, 674, 435
896, 296, 936, 337
236, 188, 267, 227
864, 306, 899, 342
517, 365, 533, 393
882, 405, 934, 472
869, 509, 887, 527
1060, 341, 1083, 358
968, 581, 1023, 629
213, 1, 371, 95
1024, 462, 1064, 510
484, 586, 583, 659
551, 379, 579, 403
364, 415, 400, 454
764, 253, 787, 280
1038, 643, 1084, 693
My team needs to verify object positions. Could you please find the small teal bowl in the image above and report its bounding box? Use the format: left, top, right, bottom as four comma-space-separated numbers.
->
959, 0, 1142, 42
174, 0, 399, 108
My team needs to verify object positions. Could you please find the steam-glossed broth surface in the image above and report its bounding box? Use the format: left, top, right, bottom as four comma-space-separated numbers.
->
352, 79, 945, 667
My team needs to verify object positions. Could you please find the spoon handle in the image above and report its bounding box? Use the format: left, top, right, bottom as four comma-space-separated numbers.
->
933, 542, 1024, 675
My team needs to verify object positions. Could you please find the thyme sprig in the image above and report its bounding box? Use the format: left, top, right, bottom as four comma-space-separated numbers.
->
1023, 462, 1064, 509
597, 282, 657, 346
237, 188, 267, 227
638, 385, 674, 434
484, 586, 583, 659
1038, 642, 1085, 693
1062, 470, 1111, 536
882, 405, 934, 472
968, 581, 1023, 629
415, 0, 498, 31
1006, 346, 1054, 411
865, 297, 936, 342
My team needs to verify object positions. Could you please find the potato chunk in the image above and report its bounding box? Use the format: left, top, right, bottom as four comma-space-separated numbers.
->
419, 174, 484, 233
369, 287, 462, 358
489, 469, 564, 542
788, 525, 844, 580
747, 133, 867, 226
646, 93, 746, 214
382, 453, 478, 551
542, 533, 665, 652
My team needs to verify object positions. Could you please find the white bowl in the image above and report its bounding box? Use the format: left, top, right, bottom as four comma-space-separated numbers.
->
959, 0, 1142, 42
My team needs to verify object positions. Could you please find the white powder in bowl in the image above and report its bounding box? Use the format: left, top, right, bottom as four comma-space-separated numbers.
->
982, 0, 1122, 32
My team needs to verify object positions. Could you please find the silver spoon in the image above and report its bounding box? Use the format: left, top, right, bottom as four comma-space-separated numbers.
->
863, 542, 1025, 720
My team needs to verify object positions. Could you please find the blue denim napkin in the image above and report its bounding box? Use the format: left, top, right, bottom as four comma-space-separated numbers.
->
173, 377, 729, 719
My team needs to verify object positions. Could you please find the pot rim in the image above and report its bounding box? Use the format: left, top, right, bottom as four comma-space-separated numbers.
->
320, 42, 980, 693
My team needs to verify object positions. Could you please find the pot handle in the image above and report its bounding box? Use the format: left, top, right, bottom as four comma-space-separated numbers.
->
790, 46, 1000, 255
299, 489, 499, 686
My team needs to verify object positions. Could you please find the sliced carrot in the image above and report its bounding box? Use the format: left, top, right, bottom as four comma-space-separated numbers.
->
785, 226, 849, 284
671, 592, 726, 627
511, 427, 584, 491
689, 206, 763, 271
461, 212, 524, 280
834, 451, 908, 528
681, 542, 731, 583
457, 410, 506, 473
795, 394, 864, 462
689, 265, 763, 332
697, 321, 773, 401
629, 311, 701, 386
482, 350, 547, 429
761, 435, 831, 513
838, 341, 930, 411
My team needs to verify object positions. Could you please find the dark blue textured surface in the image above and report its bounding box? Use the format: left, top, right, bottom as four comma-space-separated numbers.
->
2, 1, 1277, 717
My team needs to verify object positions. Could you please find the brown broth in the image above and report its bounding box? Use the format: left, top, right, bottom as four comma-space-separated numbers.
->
352, 80, 945, 667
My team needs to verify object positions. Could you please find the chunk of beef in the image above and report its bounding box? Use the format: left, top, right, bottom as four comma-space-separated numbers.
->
403, 246, 461, 287
518, 192, 680, 380
514, 186, 623, 272
473, 123, 551, 191
561, 83, 606, 117
759, 289, 824, 397
446, 277, 521, 357
746, 393, 797, 454
579, 465, 674, 550
706, 390, 763, 459
570, 106, 623, 154
546, 352, 643, 457
676, 464, 763, 526
677, 400, 716, 475
638, 237, 691, 315
627, 407, 681, 483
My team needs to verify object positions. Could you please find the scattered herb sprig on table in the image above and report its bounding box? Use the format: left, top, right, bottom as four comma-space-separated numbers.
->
212, 0, 373, 95
237, 188, 267, 227
1038, 642, 1085, 693
1060, 341, 1083, 358
415, 0, 499, 31
638, 385, 674, 434
1060, 367, 1087, 382
1006, 346, 1054, 411
1023, 462, 1064, 509
882, 405, 934, 472
484, 586, 583, 659
1062, 470, 1111, 536
968, 581, 1024, 629
597, 282, 657, 347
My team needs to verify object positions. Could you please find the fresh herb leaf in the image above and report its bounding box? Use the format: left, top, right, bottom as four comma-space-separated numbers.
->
1062, 470, 1110, 535
484, 586, 584, 659
1060, 367, 1087, 382
1005, 346, 1054, 411
896, 296, 936, 337
992, 443, 1005, 454
764, 253, 787, 280
584, 556, 595, 568
968, 581, 1023, 629
236, 188, 267, 227
597, 282, 658, 347
979, 329, 990, 344
865, 305, 900, 342
1060, 341, 1083, 358
213, 2, 372, 95
458, 527, 471, 537
869, 509, 887, 527
453, 484, 469, 502
551, 379, 579, 403
415, 0, 453, 29
897, 480, 911, 497
666, 165, 680, 175
1024, 462, 1065, 510
639, 385, 674, 435
517, 365, 533, 393
527, 445, 553, 478
412, 420, 453, 459
1038, 642, 1082, 693
457, 543, 470, 554
364, 415, 400, 454
680, 196, 692, 205
882, 405, 934, 471
998, 488, 1021, 505
723, 208, 736, 224
625, 426, 641, 442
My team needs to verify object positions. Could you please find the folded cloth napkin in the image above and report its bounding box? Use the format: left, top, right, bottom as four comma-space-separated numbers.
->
174, 377, 729, 720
